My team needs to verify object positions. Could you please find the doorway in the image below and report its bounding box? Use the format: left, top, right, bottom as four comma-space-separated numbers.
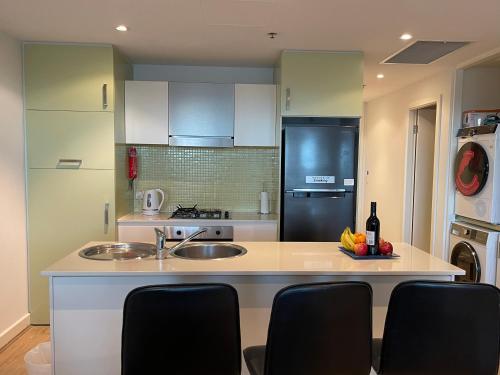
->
409, 105, 437, 253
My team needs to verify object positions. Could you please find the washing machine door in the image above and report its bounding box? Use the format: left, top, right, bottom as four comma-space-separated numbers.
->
454, 141, 489, 196
450, 241, 481, 282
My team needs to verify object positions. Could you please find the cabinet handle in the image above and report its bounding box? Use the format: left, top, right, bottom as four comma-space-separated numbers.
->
285, 88, 291, 111
102, 84, 108, 109
104, 202, 110, 230
57, 159, 82, 168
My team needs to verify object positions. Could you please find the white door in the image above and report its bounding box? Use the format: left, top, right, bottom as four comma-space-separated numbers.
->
411, 106, 436, 252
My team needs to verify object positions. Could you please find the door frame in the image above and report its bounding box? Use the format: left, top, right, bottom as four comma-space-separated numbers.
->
402, 96, 442, 255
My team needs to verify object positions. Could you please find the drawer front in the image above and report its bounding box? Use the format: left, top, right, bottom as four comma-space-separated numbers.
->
233, 223, 278, 241
27, 110, 114, 169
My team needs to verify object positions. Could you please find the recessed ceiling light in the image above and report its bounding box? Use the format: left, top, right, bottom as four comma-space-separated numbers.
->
400, 33, 413, 40
377, 73, 385, 79
115, 25, 128, 32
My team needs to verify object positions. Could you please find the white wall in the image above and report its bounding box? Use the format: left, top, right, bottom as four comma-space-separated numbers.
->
133, 64, 274, 84
362, 69, 457, 260
0, 32, 29, 348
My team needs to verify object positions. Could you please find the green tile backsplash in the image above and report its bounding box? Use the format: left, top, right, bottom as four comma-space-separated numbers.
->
130, 145, 279, 213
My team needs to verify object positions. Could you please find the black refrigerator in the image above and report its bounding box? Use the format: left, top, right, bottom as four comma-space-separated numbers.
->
281, 117, 359, 241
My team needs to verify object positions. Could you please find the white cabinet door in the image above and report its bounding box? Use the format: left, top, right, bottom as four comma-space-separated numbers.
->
233, 222, 278, 241
125, 81, 168, 144
234, 84, 277, 147
118, 225, 163, 243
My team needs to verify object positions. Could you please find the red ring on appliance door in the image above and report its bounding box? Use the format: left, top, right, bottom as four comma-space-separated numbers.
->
454, 142, 489, 196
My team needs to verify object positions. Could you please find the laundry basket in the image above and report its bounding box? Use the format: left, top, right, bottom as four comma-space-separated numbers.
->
24, 341, 51, 375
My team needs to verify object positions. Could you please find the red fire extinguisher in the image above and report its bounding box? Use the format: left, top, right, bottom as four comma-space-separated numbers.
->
128, 146, 137, 188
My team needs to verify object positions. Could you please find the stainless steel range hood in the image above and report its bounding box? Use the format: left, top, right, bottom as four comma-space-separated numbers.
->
169, 135, 234, 148
169, 82, 235, 148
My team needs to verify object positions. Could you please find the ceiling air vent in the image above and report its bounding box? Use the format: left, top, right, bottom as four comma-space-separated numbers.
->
383, 41, 470, 64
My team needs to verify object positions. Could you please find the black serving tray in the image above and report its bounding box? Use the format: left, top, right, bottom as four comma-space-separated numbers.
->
339, 247, 400, 260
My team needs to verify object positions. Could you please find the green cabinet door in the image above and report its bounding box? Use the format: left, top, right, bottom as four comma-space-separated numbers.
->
280, 51, 363, 117
26, 110, 115, 169
24, 44, 114, 112
28, 169, 115, 324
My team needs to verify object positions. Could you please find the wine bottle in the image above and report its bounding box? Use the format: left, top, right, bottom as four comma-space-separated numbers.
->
366, 202, 380, 256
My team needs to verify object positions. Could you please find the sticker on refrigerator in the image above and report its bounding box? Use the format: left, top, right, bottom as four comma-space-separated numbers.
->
306, 176, 335, 184
344, 178, 355, 186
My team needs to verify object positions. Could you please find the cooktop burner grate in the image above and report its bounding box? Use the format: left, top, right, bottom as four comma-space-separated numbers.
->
171, 205, 223, 219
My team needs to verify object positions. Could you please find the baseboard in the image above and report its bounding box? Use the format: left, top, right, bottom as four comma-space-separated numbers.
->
0, 313, 30, 349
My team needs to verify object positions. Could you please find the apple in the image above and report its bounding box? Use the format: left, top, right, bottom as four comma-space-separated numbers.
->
354, 243, 368, 256
379, 241, 393, 255
379, 238, 386, 248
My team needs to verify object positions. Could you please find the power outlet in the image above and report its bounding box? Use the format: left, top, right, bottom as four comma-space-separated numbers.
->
135, 191, 144, 200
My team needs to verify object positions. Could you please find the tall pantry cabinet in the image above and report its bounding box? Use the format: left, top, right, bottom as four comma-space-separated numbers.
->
24, 44, 132, 324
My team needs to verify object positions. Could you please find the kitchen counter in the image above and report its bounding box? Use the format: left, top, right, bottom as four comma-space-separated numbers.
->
117, 212, 279, 224
43, 241, 463, 375
43, 241, 463, 277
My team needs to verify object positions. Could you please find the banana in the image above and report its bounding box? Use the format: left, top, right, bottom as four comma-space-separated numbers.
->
340, 228, 355, 251
346, 227, 356, 242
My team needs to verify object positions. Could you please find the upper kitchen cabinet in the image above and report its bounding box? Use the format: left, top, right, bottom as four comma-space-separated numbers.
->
26, 111, 115, 169
125, 81, 169, 144
234, 84, 277, 147
279, 51, 363, 117
169, 82, 234, 147
24, 44, 114, 112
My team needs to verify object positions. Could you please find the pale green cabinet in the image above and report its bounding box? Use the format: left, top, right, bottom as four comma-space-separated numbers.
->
280, 51, 363, 117
26, 111, 115, 169
24, 44, 114, 111
25, 44, 131, 324
28, 169, 115, 324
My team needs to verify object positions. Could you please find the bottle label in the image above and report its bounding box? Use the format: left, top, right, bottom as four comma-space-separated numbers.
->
366, 231, 375, 245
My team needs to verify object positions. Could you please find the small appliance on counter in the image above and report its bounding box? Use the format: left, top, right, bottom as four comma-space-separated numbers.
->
142, 189, 165, 216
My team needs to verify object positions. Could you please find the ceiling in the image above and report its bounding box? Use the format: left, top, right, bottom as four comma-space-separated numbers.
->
1, 0, 500, 100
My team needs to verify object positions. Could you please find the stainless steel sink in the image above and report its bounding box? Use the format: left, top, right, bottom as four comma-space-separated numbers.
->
79, 243, 156, 261
169, 243, 247, 260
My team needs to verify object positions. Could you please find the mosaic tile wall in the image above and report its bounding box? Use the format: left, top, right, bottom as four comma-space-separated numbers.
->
130, 146, 280, 213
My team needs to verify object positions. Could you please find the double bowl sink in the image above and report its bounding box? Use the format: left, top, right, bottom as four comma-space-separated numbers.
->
79, 242, 247, 261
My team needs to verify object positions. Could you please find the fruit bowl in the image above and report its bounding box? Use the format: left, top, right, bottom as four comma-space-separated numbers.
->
338, 247, 400, 260
340, 227, 397, 258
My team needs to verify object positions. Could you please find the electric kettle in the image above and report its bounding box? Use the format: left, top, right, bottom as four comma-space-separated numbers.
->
142, 189, 165, 216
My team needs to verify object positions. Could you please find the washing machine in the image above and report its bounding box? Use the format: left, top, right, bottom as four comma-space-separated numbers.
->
454, 124, 500, 224
449, 222, 498, 284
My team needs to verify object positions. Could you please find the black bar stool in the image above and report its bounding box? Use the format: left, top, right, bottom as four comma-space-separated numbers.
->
122, 283, 241, 375
243, 282, 373, 375
372, 281, 500, 375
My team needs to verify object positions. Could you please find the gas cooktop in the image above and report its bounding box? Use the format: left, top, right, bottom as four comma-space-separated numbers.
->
170, 205, 227, 219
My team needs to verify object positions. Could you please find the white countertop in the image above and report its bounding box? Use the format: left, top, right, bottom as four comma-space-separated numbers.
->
43, 241, 464, 277
117, 212, 278, 225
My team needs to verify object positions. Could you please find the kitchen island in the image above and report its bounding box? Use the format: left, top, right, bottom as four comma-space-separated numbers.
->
43, 242, 463, 375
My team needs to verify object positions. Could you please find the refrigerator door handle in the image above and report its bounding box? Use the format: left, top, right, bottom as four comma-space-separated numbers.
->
289, 188, 347, 193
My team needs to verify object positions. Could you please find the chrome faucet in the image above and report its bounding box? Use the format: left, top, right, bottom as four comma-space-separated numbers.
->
154, 227, 208, 260
154, 228, 167, 260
